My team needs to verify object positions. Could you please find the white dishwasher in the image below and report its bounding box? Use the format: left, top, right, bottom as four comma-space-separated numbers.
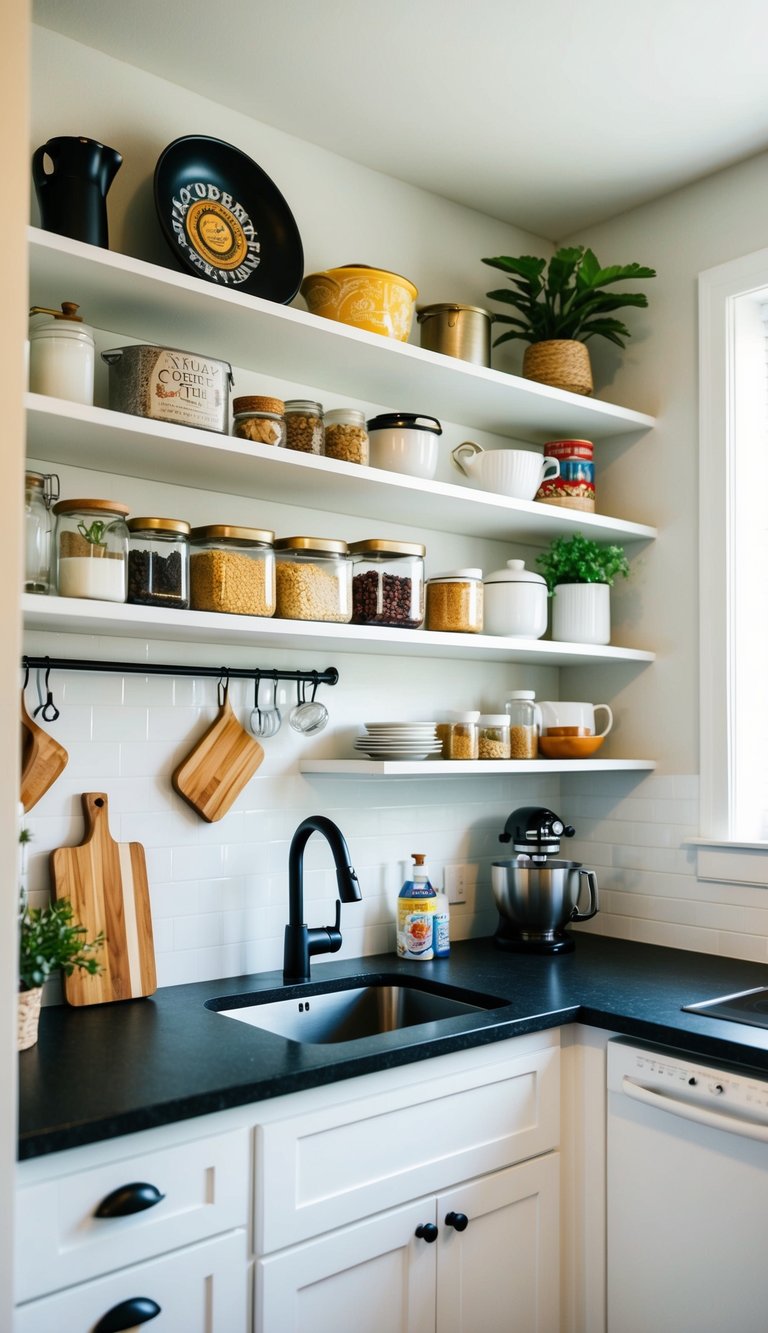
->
607, 1037, 768, 1333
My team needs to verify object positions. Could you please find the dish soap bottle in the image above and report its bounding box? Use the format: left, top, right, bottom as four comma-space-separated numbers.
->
433, 879, 450, 958
397, 854, 437, 960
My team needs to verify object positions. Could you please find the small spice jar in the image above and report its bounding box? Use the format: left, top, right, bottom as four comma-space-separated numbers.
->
478, 715, 511, 760
324, 408, 369, 465
127, 517, 190, 610
284, 399, 324, 454
189, 525, 275, 617
53, 498, 129, 603
232, 395, 285, 446
274, 536, 351, 622
436, 711, 480, 760
28, 302, 95, 405
349, 539, 425, 628
505, 690, 541, 759
24, 471, 59, 594
425, 568, 483, 634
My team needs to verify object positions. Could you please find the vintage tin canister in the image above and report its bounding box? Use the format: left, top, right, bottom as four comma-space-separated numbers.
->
535, 438, 595, 511
102, 344, 233, 433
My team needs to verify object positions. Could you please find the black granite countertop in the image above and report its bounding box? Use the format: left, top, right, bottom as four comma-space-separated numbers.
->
18, 933, 768, 1160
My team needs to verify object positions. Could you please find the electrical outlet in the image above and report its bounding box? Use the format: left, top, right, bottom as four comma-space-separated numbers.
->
444, 863, 475, 905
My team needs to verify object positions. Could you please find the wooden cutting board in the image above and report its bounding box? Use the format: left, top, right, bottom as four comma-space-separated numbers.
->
20, 691, 68, 812
172, 684, 264, 822
50, 792, 157, 1006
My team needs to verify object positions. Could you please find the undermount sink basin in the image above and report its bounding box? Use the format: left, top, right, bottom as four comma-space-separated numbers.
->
206, 977, 505, 1045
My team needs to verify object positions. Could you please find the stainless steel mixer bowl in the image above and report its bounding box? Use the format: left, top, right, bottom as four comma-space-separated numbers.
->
491, 859, 599, 939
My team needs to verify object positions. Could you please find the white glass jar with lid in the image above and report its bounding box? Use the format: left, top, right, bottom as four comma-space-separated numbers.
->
482, 559, 547, 638
478, 714, 511, 759
324, 408, 369, 465
127, 517, 190, 609
274, 536, 351, 622
28, 302, 95, 405
24, 471, 59, 594
424, 568, 483, 633
53, 498, 129, 602
436, 710, 480, 760
349, 539, 425, 628
505, 690, 541, 759
189, 525, 275, 617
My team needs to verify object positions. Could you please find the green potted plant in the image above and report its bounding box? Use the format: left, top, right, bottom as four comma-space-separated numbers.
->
18, 829, 104, 1050
535, 532, 630, 645
482, 246, 656, 395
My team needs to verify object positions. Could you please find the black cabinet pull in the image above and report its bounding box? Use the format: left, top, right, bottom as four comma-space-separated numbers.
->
93, 1297, 161, 1331
445, 1211, 469, 1232
94, 1182, 166, 1218
415, 1222, 439, 1243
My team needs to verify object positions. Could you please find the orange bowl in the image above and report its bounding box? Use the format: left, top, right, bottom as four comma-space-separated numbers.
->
538, 734, 605, 760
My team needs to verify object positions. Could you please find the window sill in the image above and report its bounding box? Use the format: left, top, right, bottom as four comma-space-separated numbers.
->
686, 838, 768, 886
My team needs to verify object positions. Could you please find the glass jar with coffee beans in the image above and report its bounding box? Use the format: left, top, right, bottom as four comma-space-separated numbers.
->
284, 399, 324, 454
349, 539, 425, 628
127, 517, 190, 609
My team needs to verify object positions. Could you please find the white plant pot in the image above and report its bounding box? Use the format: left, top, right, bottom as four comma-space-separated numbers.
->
551, 581, 611, 645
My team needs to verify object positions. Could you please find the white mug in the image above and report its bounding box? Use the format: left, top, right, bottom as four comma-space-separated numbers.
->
451, 441, 559, 500
538, 700, 613, 738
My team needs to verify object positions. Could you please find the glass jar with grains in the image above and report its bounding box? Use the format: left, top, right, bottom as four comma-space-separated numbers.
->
189, 525, 275, 617
505, 690, 541, 759
478, 714, 511, 760
274, 536, 351, 622
53, 498, 129, 603
436, 711, 480, 761
127, 517, 190, 610
231, 396, 286, 447
425, 568, 483, 634
284, 399, 324, 454
349, 539, 425, 628
324, 408, 369, 465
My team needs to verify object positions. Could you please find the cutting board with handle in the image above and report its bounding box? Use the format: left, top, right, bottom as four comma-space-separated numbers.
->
20, 690, 69, 812
50, 792, 157, 1005
172, 681, 264, 822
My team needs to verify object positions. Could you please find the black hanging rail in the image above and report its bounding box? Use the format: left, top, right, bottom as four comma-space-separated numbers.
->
22, 656, 339, 687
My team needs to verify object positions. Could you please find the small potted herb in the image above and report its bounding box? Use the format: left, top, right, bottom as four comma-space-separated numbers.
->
535, 532, 630, 645
482, 246, 655, 395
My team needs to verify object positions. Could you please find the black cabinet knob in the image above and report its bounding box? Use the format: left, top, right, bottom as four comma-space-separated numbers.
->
415, 1222, 439, 1243
445, 1211, 469, 1232
94, 1182, 166, 1218
93, 1297, 161, 1332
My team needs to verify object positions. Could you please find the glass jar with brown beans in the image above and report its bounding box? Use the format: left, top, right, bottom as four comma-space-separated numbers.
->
284, 399, 324, 453
349, 539, 425, 628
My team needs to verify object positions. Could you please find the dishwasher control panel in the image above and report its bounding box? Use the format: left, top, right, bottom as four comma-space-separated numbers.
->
607, 1039, 768, 1121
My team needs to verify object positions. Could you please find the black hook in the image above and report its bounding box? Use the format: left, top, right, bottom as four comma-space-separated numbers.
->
217, 668, 230, 707
33, 659, 60, 722
22, 658, 29, 693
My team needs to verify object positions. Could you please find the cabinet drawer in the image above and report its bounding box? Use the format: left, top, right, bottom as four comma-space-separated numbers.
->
14, 1229, 248, 1333
257, 1041, 558, 1252
16, 1127, 249, 1303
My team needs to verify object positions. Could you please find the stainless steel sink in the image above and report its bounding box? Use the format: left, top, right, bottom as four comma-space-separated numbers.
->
206, 978, 503, 1044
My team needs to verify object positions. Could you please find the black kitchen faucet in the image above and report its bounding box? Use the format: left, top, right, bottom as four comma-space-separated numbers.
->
283, 815, 362, 984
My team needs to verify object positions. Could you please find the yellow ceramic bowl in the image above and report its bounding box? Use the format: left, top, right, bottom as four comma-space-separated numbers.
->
300, 265, 418, 341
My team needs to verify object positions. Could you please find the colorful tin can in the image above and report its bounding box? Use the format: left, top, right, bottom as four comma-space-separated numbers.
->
535, 439, 595, 511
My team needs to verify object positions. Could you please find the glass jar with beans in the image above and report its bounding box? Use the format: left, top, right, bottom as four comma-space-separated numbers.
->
478, 714, 511, 759
274, 536, 352, 622
436, 711, 480, 760
283, 399, 325, 454
324, 408, 369, 465
424, 568, 484, 633
127, 517, 190, 609
189, 525, 276, 617
349, 539, 425, 628
231, 395, 286, 446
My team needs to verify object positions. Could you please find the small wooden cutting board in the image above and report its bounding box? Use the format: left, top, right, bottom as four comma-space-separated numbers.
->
50, 792, 157, 1006
172, 684, 264, 822
20, 691, 68, 812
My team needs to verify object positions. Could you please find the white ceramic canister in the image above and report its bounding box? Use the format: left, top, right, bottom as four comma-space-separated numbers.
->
366, 412, 442, 480
28, 302, 95, 405
482, 559, 548, 637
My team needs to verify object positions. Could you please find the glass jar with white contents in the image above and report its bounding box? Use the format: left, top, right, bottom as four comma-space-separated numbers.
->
53, 498, 129, 602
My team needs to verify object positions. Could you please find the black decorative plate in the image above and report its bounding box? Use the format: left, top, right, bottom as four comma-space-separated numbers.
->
153, 135, 304, 303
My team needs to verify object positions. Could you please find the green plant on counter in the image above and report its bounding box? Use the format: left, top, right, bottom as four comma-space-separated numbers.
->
482, 246, 656, 349
76, 518, 108, 547
19, 895, 105, 992
535, 532, 630, 595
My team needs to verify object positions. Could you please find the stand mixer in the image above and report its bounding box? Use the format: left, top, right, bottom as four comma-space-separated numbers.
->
492, 805, 599, 954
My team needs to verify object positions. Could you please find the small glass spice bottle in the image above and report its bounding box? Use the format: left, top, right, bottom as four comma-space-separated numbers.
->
478, 714, 512, 760
127, 518, 190, 609
231, 395, 286, 446
324, 408, 369, 465
284, 399, 324, 454
436, 710, 480, 761
505, 690, 541, 759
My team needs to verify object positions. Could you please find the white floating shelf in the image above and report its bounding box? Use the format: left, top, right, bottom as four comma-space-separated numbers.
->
21, 596, 655, 666
300, 759, 656, 775
26, 396, 656, 545
29, 228, 656, 444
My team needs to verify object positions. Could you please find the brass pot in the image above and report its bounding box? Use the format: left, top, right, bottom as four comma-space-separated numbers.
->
523, 339, 593, 396
416, 303, 494, 367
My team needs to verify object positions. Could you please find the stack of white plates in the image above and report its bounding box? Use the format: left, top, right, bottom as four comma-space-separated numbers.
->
354, 721, 442, 761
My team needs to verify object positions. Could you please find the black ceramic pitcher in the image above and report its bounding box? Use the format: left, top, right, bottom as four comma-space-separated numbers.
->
32, 136, 122, 248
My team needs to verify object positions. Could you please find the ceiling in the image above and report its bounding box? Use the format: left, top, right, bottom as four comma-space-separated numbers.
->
33, 0, 768, 239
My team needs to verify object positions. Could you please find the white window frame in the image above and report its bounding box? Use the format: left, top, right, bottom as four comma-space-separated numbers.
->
697, 247, 768, 885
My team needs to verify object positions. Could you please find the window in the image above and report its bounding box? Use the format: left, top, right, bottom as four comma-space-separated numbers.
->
698, 247, 768, 881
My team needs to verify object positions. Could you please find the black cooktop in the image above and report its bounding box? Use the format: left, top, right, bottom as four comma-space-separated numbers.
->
683, 986, 768, 1029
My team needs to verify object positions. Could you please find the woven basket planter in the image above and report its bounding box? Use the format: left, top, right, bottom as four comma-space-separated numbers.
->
523, 340, 593, 396
17, 987, 43, 1051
